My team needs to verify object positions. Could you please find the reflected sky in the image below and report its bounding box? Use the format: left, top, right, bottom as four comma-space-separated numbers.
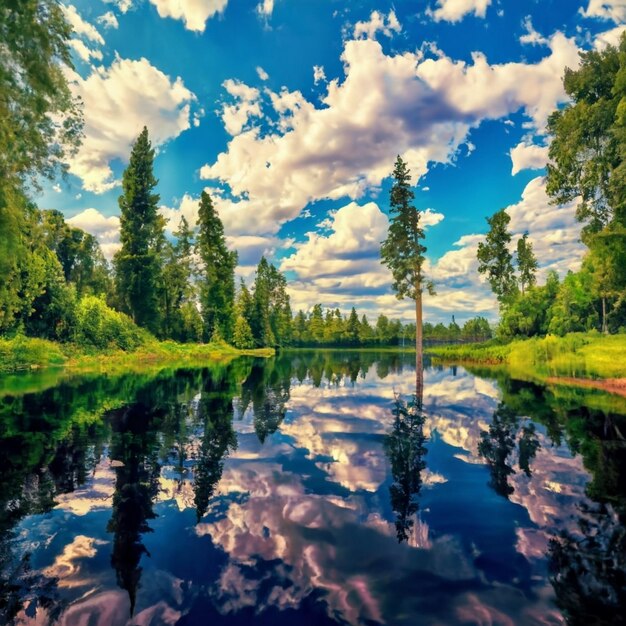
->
1, 352, 624, 625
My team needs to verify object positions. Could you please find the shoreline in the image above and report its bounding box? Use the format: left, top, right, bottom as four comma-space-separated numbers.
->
0, 336, 274, 376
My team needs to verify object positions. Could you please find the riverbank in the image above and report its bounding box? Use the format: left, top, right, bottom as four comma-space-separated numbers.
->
426, 332, 626, 384
0, 335, 274, 375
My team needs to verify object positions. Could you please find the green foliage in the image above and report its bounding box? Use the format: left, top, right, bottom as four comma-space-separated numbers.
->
548, 269, 599, 336
75, 296, 149, 351
114, 127, 164, 336
233, 315, 255, 349
0, 336, 66, 372
516, 233, 538, 294
250, 257, 292, 347
477, 209, 518, 306
0, 0, 83, 190
380, 156, 427, 300
195, 191, 237, 342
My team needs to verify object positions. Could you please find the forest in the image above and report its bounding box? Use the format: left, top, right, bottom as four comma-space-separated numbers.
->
0, 2, 625, 369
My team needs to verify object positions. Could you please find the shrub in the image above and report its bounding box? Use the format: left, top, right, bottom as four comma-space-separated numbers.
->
75, 296, 149, 351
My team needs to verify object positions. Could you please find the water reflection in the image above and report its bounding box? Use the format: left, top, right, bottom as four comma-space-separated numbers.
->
384, 395, 427, 543
0, 351, 624, 624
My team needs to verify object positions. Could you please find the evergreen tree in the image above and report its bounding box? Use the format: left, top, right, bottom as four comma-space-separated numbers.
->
477, 209, 518, 306
162, 216, 196, 340
346, 307, 360, 345
233, 282, 255, 349
195, 191, 237, 342
380, 156, 430, 390
358, 314, 373, 345
516, 233, 538, 295
113, 127, 164, 335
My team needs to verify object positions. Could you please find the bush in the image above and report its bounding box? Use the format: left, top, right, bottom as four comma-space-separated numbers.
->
75, 296, 149, 351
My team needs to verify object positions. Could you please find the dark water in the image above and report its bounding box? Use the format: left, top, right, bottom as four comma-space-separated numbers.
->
0, 351, 625, 625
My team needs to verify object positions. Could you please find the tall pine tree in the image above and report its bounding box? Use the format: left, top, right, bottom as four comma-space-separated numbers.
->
195, 191, 237, 342
114, 127, 164, 335
380, 156, 429, 392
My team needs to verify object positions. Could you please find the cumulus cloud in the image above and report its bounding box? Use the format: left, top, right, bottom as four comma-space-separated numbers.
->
61, 4, 105, 63
97, 11, 119, 29
520, 16, 548, 46
313, 65, 326, 84
353, 10, 401, 39
505, 176, 584, 279
103, 0, 133, 13
62, 4, 105, 44
581, 0, 626, 22
148, 0, 228, 32
220, 79, 262, 136
256, 66, 269, 80
201, 34, 578, 239
427, 0, 492, 23
510, 141, 549, 175
256, 0, 274, 18
67, 57, 196, 193
67, 208, 121, 258
69, 39, 103, 62
159, 193, 201, 232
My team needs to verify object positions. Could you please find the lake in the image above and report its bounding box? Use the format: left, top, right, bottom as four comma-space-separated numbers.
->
1, 351, 624, 625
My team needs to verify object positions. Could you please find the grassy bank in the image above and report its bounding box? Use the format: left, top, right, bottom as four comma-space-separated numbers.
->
426, 332, 626, 381
0, 335, 273, 375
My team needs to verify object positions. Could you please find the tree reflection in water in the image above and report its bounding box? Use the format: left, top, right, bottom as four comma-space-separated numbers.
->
106, 400, 162, 617
477, 402, 540, 498
384, 391, 428, 543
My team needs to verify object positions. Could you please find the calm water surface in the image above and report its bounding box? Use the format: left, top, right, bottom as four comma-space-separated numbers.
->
0, 351, 625, 625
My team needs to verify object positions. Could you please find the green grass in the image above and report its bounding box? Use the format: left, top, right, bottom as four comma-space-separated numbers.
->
426, 332, 626, 380
0, 335, 273, 375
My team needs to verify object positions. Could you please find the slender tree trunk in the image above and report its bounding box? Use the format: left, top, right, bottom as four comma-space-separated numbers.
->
602, 296, 608, 334
415, 288, 423, 404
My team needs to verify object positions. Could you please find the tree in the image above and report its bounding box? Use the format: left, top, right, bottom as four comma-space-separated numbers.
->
546, 37, 626, 330
381, 156, 430, 390
162, 216, 196, 340
113, 127, 164, 336
345, 308, 360, 345
516, 233, 538, 295
477, 209, 518, 306
233, 282, 255, 349
195, 191, 237, 342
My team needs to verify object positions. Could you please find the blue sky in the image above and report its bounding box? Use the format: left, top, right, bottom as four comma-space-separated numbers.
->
41, 0, 626, 322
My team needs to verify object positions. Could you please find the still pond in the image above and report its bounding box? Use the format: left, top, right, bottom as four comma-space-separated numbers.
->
0, 351, 624, 625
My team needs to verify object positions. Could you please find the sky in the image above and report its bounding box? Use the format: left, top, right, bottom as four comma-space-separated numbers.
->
40, 0, 626, 323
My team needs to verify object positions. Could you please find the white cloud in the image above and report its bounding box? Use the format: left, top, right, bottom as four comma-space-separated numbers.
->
148, 0, 228, 32
67, 208, 121, 258
201, 34, 578, 238
427, 0, 492, 23
220, 79, 262, 136
69, 38, 103, 63
505, 177, 584, 279
62, 4, 105, 45
593, 24, 626, 49
97, 11, 119, 29
53, 184, 62, 193
159, 193, 200, 232
510, 141, 549, 175
256, 66, 269, 81
581, 0, 626, 22
520, 16, 548, 46
313, 65, 326, 85
353, 10, 401, 39
67, 57, 196, 193
256, 0, 274, 18
103, 0, 134, 13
